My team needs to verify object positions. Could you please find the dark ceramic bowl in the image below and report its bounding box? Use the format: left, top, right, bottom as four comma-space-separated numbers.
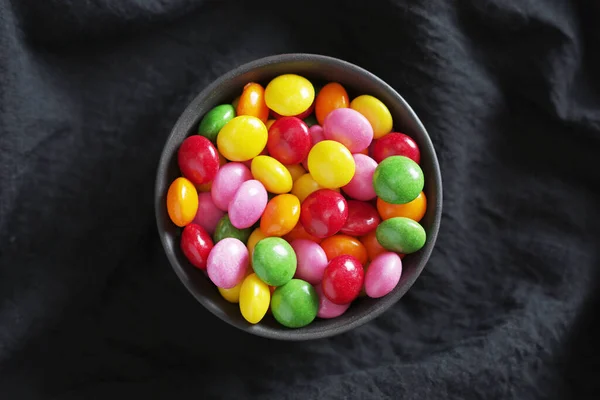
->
155, 53, 442, 340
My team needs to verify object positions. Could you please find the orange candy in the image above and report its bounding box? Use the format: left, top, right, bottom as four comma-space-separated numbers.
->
377, 191, 427, 222
195, 181, 212, 192
315, 82, 350, 125
166, 177, 198, 227
265, 119, 276, 130
236, 82, 269, 123
360, 230, 387, 261
260, 194, 301, 237
247, 227, 268, 267
283, 222, 322, 244
320, 234, 368, 266
284, 163, 307, 182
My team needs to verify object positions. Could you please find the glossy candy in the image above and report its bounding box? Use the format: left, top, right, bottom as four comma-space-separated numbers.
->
341, 154, 378, 201
291, 239, 328, 284
308, 124, 325, 146
219, 282, 243, 303
251, 155, 293, 194
364, 252, 403, 298
260, 194, 301, 237
373, 156, 424, 204
207, 237, 249, 289
372, 132, 421, 164
350, 95, 393, 139
267, 117, 311, 165
270, 101, 315, 120
376, 217, 426, 254
284, 163, 306, 182
197, 104, 236, 142
314, 284, 350, 319
213, 214, 253, 244
321, 255, 364, 305
340, 200, 380, 236
360, 230, 388, 261
177, 136, 220, 185
252, 237, 297, 286
300, 189, 348, 238
320, 235, 368, 266
315, 82, 349, 125
292, 173, 326, 203
211, 162, 252, 211
322, 108, 373, 153
265, 74, 315, 117
192, 192, 225, 235
247, 227, 268, 266
180, 223, 214, 270
283, 222, 322, 244
377, 191, 427, 222
217, 116, 268, 161
239, 273, 271, 324
307, 140, 355, 189
271, 279, 319, 328
166, 177, 198, 227
236, 82, 269, 123
228, 180, 268, 229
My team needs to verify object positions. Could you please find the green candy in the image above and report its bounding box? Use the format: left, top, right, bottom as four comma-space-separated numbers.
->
303, 114, 318, 127
252, 237, 296, 286
376, 217, 426, 254
197, 104, 236, 142
213, 214, 253, 244
271, 279, 319, 328
373, 156, 424, 204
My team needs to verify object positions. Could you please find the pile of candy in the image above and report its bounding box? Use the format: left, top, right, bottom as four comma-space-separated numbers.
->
166, 74, 427, 328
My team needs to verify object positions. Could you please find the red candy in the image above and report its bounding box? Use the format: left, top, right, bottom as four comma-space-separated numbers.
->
340, 200, 381, 236
300, 189, 348, 238
271, 102, 315, 120
177, 136, 220, 185
372, 132, 421, 164
180, 223, 214, 270
267, 117, 311, 165
321, 255, 364, 304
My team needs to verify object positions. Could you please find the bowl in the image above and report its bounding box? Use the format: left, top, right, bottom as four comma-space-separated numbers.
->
155, 53, 442, 340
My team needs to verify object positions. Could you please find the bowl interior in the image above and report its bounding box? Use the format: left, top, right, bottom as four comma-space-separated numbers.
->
155, 54, 442, 340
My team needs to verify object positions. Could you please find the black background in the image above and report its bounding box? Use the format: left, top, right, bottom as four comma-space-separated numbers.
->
1, 0, 599, 398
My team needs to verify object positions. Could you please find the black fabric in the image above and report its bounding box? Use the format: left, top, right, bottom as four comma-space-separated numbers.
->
1, 0, 599, 398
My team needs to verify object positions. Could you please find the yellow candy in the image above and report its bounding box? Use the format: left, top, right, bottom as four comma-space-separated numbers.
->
251, 155, 293, 194
293, 173, 323, 202
217, 116, 267, 161
239, 273, 270, 324
218, 283, 243, 303
166, 177, 198, 227
284, 163, 307, 182
247, 227, 268, 267
260, 194, 301, 237
350, 95, 393, 139
265, 74, 315, 117
307, 140, 355, 189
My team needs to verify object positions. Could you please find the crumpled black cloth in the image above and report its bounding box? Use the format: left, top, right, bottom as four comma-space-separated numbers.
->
1, 0, 599, 399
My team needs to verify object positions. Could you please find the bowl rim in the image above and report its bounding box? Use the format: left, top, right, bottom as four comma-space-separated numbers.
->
155, 53, 443, 340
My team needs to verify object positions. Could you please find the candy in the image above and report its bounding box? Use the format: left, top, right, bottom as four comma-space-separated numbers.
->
360, 230, 388, 261
377, 191, 427, 222
364, 252, 402, 298
247, 227, 268, 267
373, 156, 424, 204
207, 237, 249, 289
341, 154, 378, 201
350, 94, 393, 139
291, 239, 328, 284
166, 177, 198, 227
180, 223, 214, 270
197, 104, 236, 142
213, 214, 253, 244
250, 155, 293, 194
376, 217, 426, 254
211, 162, 252, 211
236, 82, 269, 123
283, 221, 323, 244
265, 119, 276, 130
267, 117, 311, 165
217, 116, 268, 161
300, 189, 348, 238
260, 194, 301, 237
322, 108, 373, 153
315, 82, 349, 125
340, 200, 381, 236
320, 234, 368, 266
252, 237, 297, 286
284, 163, 306, 182
239, 273, 271, 324
372, 132, 420, 164
265, 74, 315, 117
314, 284, 350, 319
321, 255, 364, 305
291, 173, 329, 203
228, 180, 268, 229
219, 282, 243, 303
271, 279, 319, 328
271, 102, 315, 120
192, 192, 225, 235
177, 136, 220, 185
307, 140, 355, 189
308, 124, 325, 146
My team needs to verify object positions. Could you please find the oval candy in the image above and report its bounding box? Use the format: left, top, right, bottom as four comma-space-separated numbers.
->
265, 74, 315, 117
180, 223, 214, 270
228, 180, 268, 229
192, 192, 225, 235
251, 155, 293, 194
211, 162, 252, 211
341, 154, 378, 201
207, 237, 249, 289
197, 104, 236, 142
166, 177, 198, 227
307, 140, 355, 189
177, 135, 220, 185
260, 194, 301, 237
372, 156, 424, 204
300, 189, 348, 238
252, 237, 297, 287
321, 255, 364, 305
271, 279, 319, 328
350, 95, 393, 139
213, 214, 253, 244
376, 217, 426, 254
364, 252, 402, 298
217, 115, 268, 161
236, 82, 269, 123
291, 239, 328, 285
322, 108, 373, 153
239, 273, 271, 324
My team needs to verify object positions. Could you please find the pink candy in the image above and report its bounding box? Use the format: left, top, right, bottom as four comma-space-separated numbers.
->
308, 124, 325, 146
207, 238, 249, 289
193, 192, 225, 235
228, 180, 268, 229
291, 239, 328, 284
315, 284, 350, 319
342, 154, 378, 201
364, 252, 402, 298
211, 162, 252, 211
323, 108, 373, 153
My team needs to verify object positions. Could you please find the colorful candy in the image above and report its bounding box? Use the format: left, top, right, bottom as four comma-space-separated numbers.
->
180, 223, 214, 270
217, 116, 268, 161
252, 237, 297, 286
340, 200, 380, 236
271, 279, 319, 328
167, 177, 198, 227
321, 255, 364, 305
211, 162, 252, 211
320, 234, 368, 266
372, 132, 420, 164
323, 108, 373, 153
315, 82, 349, 125
350, 94, 393, 139
340, 154, 378, 201
251, 155, 293, 194
307, 140, 355, 189
247, 227, 268, 266
239, 273, 271, 324
207, 237, 249, 289
376, 217, 426, 254
283, 221, 322, 244
314, 284, 350, 319
177, 136, 220, 185
360, 230, 388, 261
300, 189, 348, 238
377, 191, 427, 222
364, 252, 402, 298
291, 239, 328, 284
213, 214, 253, 244
237, 82, 269, 123
372, 155, 424, 204
197, 104, 236, 142
192, 192, 225, 235
267, 117, 311, 165
291, 173, 328, 203
265, 74, 315, 117
260, 194, 301, 237
284, 163, 307, 182
228, 180, 268, 229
